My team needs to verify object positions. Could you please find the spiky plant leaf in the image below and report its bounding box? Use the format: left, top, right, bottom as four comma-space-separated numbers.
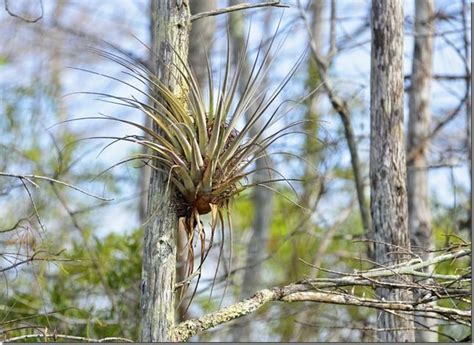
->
65, 28, 323, 307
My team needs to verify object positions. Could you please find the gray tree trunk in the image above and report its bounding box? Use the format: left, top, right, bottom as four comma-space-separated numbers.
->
370, 0, 415, 342
229, 0, 274, 298
462, 0, 471, 242
305, 1, 372, 258
301, 0, 324, 209
292, 2, 325, 341
140, 0, 190, 341
189, 0, 216, 89
228, 3, 274, 341
407, 0, 437, 341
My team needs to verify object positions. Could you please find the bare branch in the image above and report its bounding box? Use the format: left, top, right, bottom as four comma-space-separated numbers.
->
297, 1, 372, 258
0, 250, 68, 273
0, 172, 112, 201
172, 247, 471, 341
190, 1, 289, 23
19, 179, 46, 234
4, 333, 132, 343
406, 98, 467, 163
4, 0, 43, 23
0, 218, 30, 234
405, 74, 470, 81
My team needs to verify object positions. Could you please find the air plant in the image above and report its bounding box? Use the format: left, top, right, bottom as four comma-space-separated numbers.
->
70, 25, 313, 303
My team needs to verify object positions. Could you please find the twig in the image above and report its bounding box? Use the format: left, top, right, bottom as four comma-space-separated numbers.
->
0, 307, 73, 326
360, 249, 469, 279
4, 0, 43, 23
0, 172, 112, 201
19, 179, 46, 234
406, 98, 468, 163
0, 218, 30, 233
175, 269, 202, 289
405, 74, 470, 81
0, 250, 58, 273
50, 184, 119, 318
3, 334, 132, 343
296, 1, 372, 258
190, 1, 289, 23
280, 291, 470, 318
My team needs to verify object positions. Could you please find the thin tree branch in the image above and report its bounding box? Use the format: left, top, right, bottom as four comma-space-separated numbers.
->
19, 179, 46, 234
172, 247, 470, 341
297, 1, 372, 258
49, 184, 120, 318
190, 1, 289, 23
406, 97, 467, 163
4, 0, 43, 23
405, 74, 470, 81
0, 172, 112, 201
0, 250, 67, 273
0, 218, 30, 234
4, 334, 132, 343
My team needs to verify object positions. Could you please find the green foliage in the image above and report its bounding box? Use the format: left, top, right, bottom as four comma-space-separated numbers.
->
333, 166, 355, 181
1, 228, 143, 341
231, 193, 254, 231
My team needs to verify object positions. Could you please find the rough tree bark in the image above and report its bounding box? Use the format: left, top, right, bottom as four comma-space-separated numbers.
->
407, 0, 437, 341
370, 0, 415, 342
140, 0, 190, 342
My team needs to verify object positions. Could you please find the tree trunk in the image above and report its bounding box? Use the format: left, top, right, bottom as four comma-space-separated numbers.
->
304, 1, 372, 258
292, 2, 325, 340
228, 3, 274, 341
301, 0, 324, 209
407, 0, 436, 341
462, 0, 472, 242
370, 0, 415, 342
189, 0, 216, 89
229, 5, 274, 300
140, 0, 190, 341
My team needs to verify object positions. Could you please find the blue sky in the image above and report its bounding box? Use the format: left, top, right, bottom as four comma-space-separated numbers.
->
0, 0, 470, 236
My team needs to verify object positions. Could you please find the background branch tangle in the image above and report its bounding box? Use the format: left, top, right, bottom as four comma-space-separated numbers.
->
173, 245, 470, 341
3, 244, 468, 342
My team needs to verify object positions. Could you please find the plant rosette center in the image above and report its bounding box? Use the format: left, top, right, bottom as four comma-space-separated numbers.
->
193, 193, 213, 215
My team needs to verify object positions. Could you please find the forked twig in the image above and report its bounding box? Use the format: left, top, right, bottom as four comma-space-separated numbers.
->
190, 1, 289, 23
0, 172, 112, 201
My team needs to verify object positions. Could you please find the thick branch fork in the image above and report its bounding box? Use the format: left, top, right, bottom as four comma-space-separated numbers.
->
172, 248, 470, 341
